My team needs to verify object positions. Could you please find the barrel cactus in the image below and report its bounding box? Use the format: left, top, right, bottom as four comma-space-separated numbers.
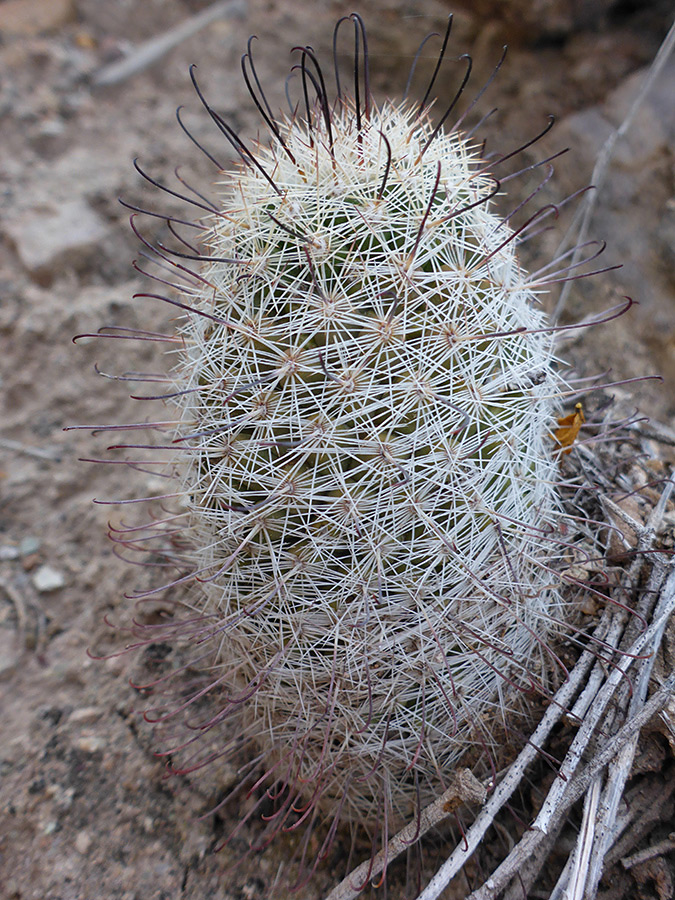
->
91, 12, 607, 880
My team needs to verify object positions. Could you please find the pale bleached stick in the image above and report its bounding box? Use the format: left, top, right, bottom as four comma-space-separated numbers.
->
568, 608, 626, 721
534, 577, 675, 835
582, 555, 674, 897
551, 480, 674, 897
566, 778, 601, 900
324, 770, 486, 900
93, 0, 247, 88
622, 835, 675, 870
463, 670, 675, 900
553, 15, 675, 319
409, 632, 603, 900
548, 852, 575, 900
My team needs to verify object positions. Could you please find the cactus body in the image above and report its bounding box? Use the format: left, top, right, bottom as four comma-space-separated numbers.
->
170, 95, 565, 824
108, 16, 587, 865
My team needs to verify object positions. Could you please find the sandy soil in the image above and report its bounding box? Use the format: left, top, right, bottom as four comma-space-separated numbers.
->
0, 1, 674, 898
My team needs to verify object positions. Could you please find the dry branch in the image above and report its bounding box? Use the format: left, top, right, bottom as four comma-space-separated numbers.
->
325, 464, 675, 900
92, 0, 247, 88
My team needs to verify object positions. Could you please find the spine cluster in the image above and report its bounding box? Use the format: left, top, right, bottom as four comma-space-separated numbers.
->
177, 97, 564, 827
80, 13, 624, 880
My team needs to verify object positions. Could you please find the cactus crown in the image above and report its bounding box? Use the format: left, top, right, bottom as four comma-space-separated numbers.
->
87, 11, 625, 885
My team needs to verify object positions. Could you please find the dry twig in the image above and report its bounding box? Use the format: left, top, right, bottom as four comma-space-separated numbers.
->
0, 436, 61, 462
622, 835, 675, 870
324, 770, 486, 900
459, 672, 675, 900
327, 456, 674, 900
93, 0, 247, 88
553, 15, 675, 319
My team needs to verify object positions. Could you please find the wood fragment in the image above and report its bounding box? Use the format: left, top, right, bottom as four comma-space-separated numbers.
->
0, 437, 61, 462
409, 627, 605, 900
463, 672, 675, 900
566, 778, 601, 900
92, 0, 247, 88
324, 769, 486, 900
622, 834, 675, 870
606, 774, 675, 867
553, 16, 675, 319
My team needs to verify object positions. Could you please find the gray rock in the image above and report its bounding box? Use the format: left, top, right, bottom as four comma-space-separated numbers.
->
0, 546, 20, 561
553, 57, 675, 415
30, 118, 68, 160
19, 536, 41, 556
31, 565, 66, 593
4, 200, 109, 285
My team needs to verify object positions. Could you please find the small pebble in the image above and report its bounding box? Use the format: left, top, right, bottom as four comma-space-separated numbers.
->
75, 830, 92, 854
19, 537, 41, 556
68, 706, 100, 725
32, 565, 65, 592
76, 735, 105, 754
0, 546, 20, 561
5, 198, 109, 285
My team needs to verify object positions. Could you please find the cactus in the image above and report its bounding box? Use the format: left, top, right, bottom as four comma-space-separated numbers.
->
83, 12, 624, 883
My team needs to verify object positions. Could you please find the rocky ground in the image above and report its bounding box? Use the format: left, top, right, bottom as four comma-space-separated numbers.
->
0, 1, 674, 898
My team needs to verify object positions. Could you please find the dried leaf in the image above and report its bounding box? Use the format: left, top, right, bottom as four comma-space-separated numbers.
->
553, 402, 585, 453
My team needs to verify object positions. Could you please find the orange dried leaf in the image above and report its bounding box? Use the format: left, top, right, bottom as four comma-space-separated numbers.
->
553, 402, 585, 454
